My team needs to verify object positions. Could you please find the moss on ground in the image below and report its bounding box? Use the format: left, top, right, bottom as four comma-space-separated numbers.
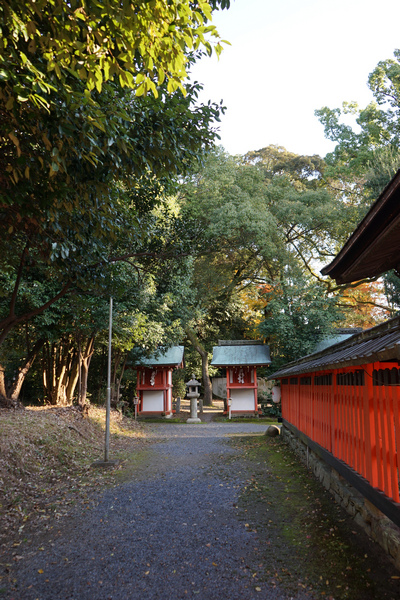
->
231, 434, 400, 600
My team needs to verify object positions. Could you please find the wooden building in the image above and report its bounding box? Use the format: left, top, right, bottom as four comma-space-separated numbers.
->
211, 341, 271, 415
136, 346, 184, 417
270, 318, 400, 510
270, 170, 400, 528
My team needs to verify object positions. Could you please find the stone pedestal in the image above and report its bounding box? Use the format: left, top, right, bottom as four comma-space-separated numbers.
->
186, 394, 201, 423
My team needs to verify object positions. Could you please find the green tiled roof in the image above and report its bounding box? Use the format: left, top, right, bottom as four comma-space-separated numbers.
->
137, 346, 184, 367
211, 344, 271, 367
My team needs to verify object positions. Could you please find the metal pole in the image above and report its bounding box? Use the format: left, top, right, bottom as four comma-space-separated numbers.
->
105, 296, 113, 462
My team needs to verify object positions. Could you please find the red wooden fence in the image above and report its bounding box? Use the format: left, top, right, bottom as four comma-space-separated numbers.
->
279, 362, 400, 503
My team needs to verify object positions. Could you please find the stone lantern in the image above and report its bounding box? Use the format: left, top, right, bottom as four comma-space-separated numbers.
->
186, 374, 202, 424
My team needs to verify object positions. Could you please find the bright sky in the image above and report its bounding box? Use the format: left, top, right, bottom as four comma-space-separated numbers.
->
189, 0, 400, 158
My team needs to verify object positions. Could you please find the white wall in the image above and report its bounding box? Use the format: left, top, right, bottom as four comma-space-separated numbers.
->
230, 388, 255, 412
142, 390, 164, 412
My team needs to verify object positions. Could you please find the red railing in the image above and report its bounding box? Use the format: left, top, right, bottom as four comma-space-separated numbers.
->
280, 362, 400, 503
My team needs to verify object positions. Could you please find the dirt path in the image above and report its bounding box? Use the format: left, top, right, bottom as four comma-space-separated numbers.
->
1, 423, 400, 600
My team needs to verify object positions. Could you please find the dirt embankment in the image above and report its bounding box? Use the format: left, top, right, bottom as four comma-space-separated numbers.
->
0, 406, 144, 548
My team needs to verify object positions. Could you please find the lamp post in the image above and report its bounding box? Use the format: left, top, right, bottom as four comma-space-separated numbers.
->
92, 296, 117, 468
104, 296, 113, 462
186, 374, 202, 424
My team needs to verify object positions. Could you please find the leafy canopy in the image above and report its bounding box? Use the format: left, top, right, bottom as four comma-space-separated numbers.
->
0, 0, 226, 110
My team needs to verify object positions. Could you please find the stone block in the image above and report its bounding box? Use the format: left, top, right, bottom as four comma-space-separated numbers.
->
374, 526, 389, 554
386, 528, 400, 560
364, 499, 385, 520
266, 425, 280, 437
354, 512, 372, 537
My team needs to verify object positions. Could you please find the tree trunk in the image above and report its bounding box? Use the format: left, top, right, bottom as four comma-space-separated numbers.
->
9, 338, 45, 401
111, 351, 122, 407
42, 339, 75, 405
66, 352, 79, 403
201, 351, 213, 407
78, 335, 95, 408
114, 354, 127, 409
185, 326, 213, 406
42, 342, 51, 402
0, 364, 7, 398
0, 364, 14, 408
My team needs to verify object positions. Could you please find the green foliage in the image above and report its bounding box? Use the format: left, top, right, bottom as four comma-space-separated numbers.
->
383, 271, 400, 315
172, 370, 187, 399
315, 49, 400, 319
0, 0, 226, 109
259, 271, 343, 372
258, 391, 281, 418
315, 49, 400, 188
174, 146, 352, 375
363, 145, 400, 199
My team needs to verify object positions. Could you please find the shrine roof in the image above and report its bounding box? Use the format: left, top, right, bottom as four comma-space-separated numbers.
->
211, 343, 271, 367
269, 316, 400, 379
136, 346, 184, 368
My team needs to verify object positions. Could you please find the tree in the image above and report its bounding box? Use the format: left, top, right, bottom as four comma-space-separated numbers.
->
0, 80, 225, 350
315, 49, 400, 202
0, 1, 232, 407
1, 0, 226, 107
315, 53, 400, 318
1, 196, 196, 407
259, 270, 342, 372
177, 147, 348, 397
0, 0, 228, 350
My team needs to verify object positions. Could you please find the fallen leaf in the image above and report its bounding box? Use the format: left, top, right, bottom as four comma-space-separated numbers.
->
38, 569, 44, 574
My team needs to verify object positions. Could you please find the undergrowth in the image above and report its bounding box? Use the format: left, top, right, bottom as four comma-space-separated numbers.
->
0, 406, 144, 547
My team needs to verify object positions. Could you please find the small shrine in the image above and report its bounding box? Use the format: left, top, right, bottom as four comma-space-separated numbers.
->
211, 341, 271, 415
136, 346, 184, 417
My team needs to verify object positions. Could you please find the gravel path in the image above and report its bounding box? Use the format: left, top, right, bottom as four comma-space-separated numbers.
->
2, 422, 318, 600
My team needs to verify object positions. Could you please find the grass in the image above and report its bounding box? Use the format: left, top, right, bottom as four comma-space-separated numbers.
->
214, 416, 278, 424
230, 434, 400, 600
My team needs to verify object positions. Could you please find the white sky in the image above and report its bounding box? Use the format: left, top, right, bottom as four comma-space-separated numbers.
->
189, 0, 400, 158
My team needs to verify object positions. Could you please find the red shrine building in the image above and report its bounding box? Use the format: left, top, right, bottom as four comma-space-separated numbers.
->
211, 341, 271, 415
136, 346, 184, 418
270, 170, 400, 542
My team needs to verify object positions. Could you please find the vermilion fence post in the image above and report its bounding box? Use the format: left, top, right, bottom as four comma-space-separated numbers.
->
355, 376, 363, 476
349, 369, 356, 472
342, 375, 348, 464
363, 363, 376, 487
383, 366, 399, 502
330, 371, 336, 453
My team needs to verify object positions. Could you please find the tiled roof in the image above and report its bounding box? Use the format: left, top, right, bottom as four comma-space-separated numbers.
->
211, 344, 271, 367
269, 317, 400, 379
136, 346, 184, 367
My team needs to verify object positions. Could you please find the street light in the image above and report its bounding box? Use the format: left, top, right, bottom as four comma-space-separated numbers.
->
92, 296, 117, 468
104, 296, 113, 462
